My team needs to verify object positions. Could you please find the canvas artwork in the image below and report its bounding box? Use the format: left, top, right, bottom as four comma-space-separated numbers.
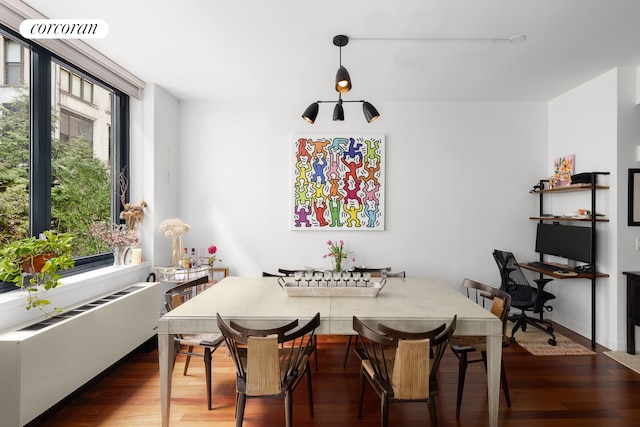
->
553, 154, 575, 180
291, 135, 385, 230
551, 154, 575, 189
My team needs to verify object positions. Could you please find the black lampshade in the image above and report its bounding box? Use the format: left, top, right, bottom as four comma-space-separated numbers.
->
335, 66, 352, 93
362, 101, 380, 123
333, 101, 344, 121
302, 102, 319, 124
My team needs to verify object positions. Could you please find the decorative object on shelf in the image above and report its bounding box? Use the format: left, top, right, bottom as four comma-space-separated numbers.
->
158, 218, 190, 267
89, 222, 138, 267
118, 170, 147, 230
323, 239, 355, 272
117, 171, 147, 261
0, 231, 74, 313
551, 154, 574, 188
111, 245, 129, 267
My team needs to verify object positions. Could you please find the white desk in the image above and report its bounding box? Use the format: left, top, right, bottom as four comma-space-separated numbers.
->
158, 276, 502, 426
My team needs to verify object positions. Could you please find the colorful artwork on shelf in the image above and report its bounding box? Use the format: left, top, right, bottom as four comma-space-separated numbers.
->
291, 135, 385, 230
552, 154, 574, 188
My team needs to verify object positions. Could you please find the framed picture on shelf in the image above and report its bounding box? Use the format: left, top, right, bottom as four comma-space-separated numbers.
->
211, 267, 229, 284
629, 169, 640, 226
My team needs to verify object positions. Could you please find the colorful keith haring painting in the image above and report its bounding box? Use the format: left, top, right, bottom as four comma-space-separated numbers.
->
292, 135, 385, 230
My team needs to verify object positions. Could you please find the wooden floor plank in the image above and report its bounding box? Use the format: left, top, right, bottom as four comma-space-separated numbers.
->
39, 323, 640, 427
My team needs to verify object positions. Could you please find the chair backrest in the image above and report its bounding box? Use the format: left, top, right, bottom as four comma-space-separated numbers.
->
352, 266, 392, 277
164, 275, 209, 312
391, 338, 430, 399
384, 271, 406, 278
262, 271, 284, 277
277, 268, 298, 276
492, 249, 531, 292
353, 315, 457, 400
462, 278, 511, 340
246, 334, 281, 396
217, 312, 321, 396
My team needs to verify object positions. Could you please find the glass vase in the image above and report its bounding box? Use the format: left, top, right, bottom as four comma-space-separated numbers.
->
334, 256, 342, 272
111, 246, 129, 267
171, 236, 183, 267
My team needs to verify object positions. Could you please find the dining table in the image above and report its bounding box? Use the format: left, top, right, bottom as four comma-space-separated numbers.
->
158, 276, 503, 427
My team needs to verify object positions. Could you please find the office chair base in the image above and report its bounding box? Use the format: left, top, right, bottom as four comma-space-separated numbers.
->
509, 313, 557, 346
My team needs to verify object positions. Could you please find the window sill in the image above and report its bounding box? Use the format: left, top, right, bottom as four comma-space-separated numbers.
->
0, 262, 152, 333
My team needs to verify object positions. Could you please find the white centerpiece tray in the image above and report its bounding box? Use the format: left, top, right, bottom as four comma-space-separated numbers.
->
278, 277, 386, 297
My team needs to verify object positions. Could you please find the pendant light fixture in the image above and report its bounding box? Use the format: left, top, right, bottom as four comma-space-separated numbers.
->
334, 35, 352, 93
302, 34, 379, 124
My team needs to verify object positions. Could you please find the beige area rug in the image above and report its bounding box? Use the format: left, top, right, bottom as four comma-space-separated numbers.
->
509, 322, 596, 356
603, 351, 640, 374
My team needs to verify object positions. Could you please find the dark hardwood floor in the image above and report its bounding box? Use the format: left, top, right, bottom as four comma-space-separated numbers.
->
39, 323, 640, 427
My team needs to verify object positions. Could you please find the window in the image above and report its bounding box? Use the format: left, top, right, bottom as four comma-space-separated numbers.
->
0, 26, 130, 293
60, 67, 94, 104
3, 38, 23, 85
59, 109, 94, 145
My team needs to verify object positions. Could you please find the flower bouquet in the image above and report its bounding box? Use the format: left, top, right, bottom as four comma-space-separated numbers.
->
323, 239, 355, 272
158, 218, 191, 267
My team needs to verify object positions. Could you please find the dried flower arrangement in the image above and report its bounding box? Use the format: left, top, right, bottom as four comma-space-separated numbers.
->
117, 171, 147, 230
89, 222, 138, 247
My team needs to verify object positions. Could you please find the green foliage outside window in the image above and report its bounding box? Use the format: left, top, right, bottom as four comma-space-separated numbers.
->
0, 88, 112, 257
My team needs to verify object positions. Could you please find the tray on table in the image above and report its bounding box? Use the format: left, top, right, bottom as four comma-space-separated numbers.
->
278, 277, 386, 297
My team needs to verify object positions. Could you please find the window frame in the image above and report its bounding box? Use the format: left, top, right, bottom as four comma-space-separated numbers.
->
0, 24, 130, 286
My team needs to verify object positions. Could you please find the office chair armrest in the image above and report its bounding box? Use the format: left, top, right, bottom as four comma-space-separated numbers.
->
532, 278, 553, 313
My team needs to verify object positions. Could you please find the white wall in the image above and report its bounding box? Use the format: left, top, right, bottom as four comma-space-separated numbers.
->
174, 99, 547, 292
548, 67, 640, 350
616, 68, 640, 351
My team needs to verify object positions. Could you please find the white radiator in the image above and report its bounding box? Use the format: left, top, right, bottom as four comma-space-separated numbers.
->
0, 281, 160, 427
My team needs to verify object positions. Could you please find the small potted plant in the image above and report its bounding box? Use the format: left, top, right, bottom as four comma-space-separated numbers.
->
0, 230, 75, 313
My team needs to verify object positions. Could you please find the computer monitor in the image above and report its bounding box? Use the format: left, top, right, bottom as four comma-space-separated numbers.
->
535, 223, 592, 264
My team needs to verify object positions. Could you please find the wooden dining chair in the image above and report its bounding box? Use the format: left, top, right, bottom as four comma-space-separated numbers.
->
217, 312, 321, 427
343, 266, 394, 368
353, 315, 457, 427
449, 278, 512, 417
164, 276, 224, 410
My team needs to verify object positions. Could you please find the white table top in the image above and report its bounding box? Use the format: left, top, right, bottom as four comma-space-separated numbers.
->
158, 275, 502, 427
159, 276, 501, 337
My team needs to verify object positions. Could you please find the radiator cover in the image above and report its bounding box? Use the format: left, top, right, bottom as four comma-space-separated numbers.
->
0, 282, 160, 426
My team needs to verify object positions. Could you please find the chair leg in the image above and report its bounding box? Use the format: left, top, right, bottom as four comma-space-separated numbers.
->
236, 392, 246, 427
501, 359, 512, 407
428, 397, 438, 427
455, 352, 468, 417
183, 345, 194, 375
381, 393, 389, 427
204, 347, 212, 410
357, 368, 365, 420
305, 362, 314, 417
285, 390, 293, 427
313, 335, 318, 371
343, 335, 353, 368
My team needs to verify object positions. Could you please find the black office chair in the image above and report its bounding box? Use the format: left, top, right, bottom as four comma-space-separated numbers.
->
492, 249, 557, 346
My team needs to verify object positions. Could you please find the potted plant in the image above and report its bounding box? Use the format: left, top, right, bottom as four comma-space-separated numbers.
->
0, 230, 75, 313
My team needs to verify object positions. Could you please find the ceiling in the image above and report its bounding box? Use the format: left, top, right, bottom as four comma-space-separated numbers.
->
20, 0, 640, 103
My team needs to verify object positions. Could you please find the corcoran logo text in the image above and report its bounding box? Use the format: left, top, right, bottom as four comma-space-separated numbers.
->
19, 19, 108, 39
